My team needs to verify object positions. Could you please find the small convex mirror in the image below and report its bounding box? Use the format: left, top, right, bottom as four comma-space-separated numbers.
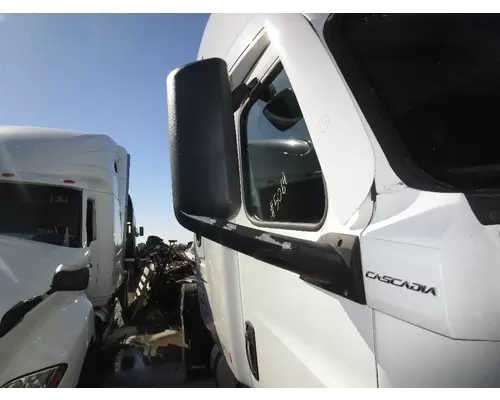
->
263, 88, 303, 132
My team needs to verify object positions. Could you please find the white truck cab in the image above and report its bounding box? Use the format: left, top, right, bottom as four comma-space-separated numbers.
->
0, 126, 137, 387
166, 14, 500, 387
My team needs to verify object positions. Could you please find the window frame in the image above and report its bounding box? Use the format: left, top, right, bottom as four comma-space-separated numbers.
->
238, 59, 328, 231
86, 197, 97, 245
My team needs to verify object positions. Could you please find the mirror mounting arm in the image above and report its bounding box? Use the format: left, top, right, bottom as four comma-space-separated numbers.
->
177, 211, 366, 305
232, 78, 259, 112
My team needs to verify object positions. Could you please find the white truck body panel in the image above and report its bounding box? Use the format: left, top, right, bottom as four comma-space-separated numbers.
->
0, 292, 94, 387
0, 236, 90, 320
193, 13, 500, 387
0, 126, 128, 306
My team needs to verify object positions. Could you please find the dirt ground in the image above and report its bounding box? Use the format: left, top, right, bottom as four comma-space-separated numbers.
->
99, 338, 215, 388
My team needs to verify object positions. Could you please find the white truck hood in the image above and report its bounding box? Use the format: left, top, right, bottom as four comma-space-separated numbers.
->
0, 235, 90, 320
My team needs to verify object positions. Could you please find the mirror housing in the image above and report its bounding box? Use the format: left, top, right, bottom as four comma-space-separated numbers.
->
51, 267, 90, 292
166, 57, 241, 220
263, 88, 302, 132
139, 226, 144, 237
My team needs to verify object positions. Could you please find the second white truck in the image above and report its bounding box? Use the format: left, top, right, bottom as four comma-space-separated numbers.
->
0, 125, 142, 387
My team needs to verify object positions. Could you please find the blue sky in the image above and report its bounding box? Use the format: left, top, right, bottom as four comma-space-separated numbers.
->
0, 13, 210, 243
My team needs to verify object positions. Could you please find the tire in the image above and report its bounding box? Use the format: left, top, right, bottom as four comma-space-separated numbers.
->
180, 282, 212, 381
182, 283, 197, 301
77, 339, 99, 387
180, 282, 198, 334
180, 282, 197, 380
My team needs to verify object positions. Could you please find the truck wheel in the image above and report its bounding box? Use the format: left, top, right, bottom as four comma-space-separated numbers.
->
180, 282, 212, 381
77, 338, 99, 387
180, 282, 197, 381
211, 345, 242, 388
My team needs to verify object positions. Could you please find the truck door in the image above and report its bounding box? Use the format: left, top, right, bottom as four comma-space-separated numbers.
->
233, 14, 377, 387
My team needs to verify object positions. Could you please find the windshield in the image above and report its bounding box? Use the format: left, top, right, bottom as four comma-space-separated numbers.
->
0, 182, 82, 248
325, 14, 500, 190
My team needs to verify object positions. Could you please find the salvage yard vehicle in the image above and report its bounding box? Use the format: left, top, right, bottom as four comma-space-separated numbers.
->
127, 236, 212, 380
0, 126, 141, 387
166, 13, 500, 387
129, 237, 199, 329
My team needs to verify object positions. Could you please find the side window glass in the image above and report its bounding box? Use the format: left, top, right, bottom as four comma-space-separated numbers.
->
86, 199, 96, 244
242, 63, 326, 224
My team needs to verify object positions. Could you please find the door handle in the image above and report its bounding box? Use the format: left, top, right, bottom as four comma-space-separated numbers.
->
245, 321, 259, 381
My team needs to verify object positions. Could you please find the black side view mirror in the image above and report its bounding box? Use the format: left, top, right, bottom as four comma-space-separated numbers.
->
51, 267, 90, 292
167, 57, 241, 220
263, 88, 302, 132
139, 226, 144, 237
